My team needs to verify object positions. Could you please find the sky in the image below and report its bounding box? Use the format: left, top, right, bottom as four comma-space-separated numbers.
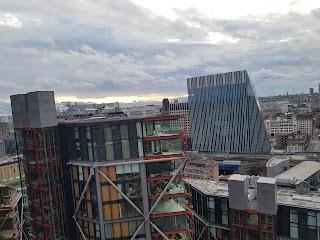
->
0, 0, 319, 114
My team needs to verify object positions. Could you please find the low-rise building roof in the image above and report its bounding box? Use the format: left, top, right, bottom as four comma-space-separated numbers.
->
275, 161, 320, 181
189, 178, 320, 211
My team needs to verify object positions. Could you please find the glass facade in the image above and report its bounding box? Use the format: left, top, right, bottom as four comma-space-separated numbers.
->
187, 70, 271, 153
192, 188, 230, 240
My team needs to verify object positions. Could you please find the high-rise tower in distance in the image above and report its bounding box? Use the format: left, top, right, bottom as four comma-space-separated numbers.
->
187, 70, 271, 154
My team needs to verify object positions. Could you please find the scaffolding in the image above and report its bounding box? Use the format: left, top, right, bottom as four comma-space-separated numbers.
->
20, 126, 66, 240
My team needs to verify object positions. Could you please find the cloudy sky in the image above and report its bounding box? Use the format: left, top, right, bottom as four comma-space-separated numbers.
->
0, 0, 319, 114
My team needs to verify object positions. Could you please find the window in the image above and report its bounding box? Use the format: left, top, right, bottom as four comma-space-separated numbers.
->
129, 220, 145, 235
116, 164, 140, 174
120, 124, 129, 139
138, 140, 144, 157
88, 143, 93, 161
78, 166, 83, 181
308, 212, 317, 229
105, 224, 113, 238
95, 223, 100, 238
74, 127, 79, 139
76, 142, 81, 160
221, 199, 228, 225
83, 220, 89, 235
121, 140, 130, 159
290, 210, 298, 223
80, 200, 87, 217
86, 127, 91, 139
105, 141, 114, 160
208, 197, 215, 223
290, 223, 298, 239
290, 210, 299, 239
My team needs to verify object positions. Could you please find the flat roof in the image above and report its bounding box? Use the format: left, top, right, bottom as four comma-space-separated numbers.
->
189, 178, 320, 210
275, 161, 320, 181
266, 156, 289, 167
58, 114, 182, 126
228, 174, 248, 181
257, 177, 277, 184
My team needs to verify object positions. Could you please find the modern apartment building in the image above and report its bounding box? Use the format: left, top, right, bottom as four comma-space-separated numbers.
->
187, 70, 270, 153
191, 174, 320, 240
11, 91, 193, 240
10, 91, 68, 240
58, 114, 192, 240
0, 185, 22, 240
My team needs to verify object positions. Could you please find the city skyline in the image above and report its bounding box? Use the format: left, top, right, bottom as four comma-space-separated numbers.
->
0, 0, 319, 115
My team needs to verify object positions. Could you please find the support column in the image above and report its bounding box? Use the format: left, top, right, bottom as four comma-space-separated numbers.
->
95, 167, 106, 240
140, 162, 152, 240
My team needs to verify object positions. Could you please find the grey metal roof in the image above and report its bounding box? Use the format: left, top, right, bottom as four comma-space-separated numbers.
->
275, 161, 320, 181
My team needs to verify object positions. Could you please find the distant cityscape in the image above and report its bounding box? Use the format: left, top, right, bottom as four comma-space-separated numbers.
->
2, 70, 320, 240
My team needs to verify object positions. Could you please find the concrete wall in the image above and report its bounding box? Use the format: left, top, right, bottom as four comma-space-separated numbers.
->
11, 91, 57, 129
228, 174, 248, 210
257, 177, 277, 215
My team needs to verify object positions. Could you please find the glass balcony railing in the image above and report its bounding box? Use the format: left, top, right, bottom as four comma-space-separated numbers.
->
143, 120, 185, 138
144, 138, 184, 158
148, 178, 186, 197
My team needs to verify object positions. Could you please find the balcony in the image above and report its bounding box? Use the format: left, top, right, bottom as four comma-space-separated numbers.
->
146, 159, 185, 178
144, 138, 184, 160
142, 117, 185, 139
148, 178, 186, 198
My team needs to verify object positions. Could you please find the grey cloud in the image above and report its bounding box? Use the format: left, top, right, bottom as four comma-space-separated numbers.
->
0, 1, 319, 114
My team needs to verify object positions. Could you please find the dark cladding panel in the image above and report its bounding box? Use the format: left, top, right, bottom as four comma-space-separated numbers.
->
79, 126, 89, 160
58, 124, 77, 239
277, 207, 290, 237
298, 210, 308, 239
93, 125, 106, 161
10, 94, 29, 128
26, 91, 57, 128
128, 123, 139, 158
112, 124, 123, 160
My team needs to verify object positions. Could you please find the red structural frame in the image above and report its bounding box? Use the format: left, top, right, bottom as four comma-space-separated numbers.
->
142, 115, 193, 239
230, 208, 276, 240
22, 126, 66, 240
